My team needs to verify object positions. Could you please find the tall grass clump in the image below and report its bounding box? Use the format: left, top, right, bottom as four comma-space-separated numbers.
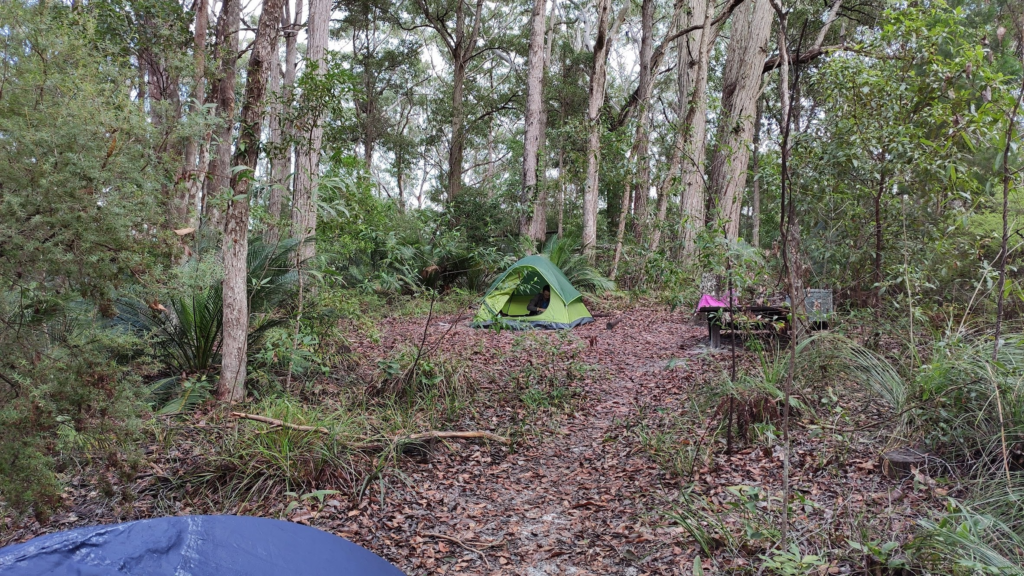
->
910, 475, 1024, 574
804, 330, 1024, 574
808, 331, 1024, 472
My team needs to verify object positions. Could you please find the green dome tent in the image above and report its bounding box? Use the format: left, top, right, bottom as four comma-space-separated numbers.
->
472, 255, 594, 330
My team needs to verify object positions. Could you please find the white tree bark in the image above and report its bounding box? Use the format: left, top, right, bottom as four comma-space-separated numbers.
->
179, 0, 209, 231
581, 0, 613, 258
264, 13, 286, 245
520, 0, 548, 244
291, 0, 329, 264
528, 0, 559, 245
629, 0, 655, 241
707, 0, 773, 240
220, 0, 286, 402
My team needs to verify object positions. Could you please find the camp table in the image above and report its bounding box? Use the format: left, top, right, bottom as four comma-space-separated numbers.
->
697, 304, 790, 348
697, 289, 833, 348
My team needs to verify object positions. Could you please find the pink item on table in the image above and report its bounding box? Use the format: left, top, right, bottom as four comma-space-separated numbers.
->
697, 294, 727, 309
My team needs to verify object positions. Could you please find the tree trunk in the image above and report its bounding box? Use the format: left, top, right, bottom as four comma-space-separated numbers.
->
770, 1, 805, 339
677, 0, 712, 261
520, 0, 548, 244
707, 0, 773, 240
528, 0, 559, 245
220, 0, 286, 403
177, 0, 209, 231
609, 180, 631, 281
629, 0, 655, 241
557, 148, 565, 238
269, 0, 301, 242
581, 0, 613, 258
428, 0, 485, 204
751, 99, 762, 248
291, 0, 329, 264
264, 12, 285, 245
203, 0, 242, 233
873, 168, 885, 307
995, 72, 1024, 361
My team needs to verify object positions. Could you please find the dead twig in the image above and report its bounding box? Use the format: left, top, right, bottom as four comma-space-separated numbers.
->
230, 412, 328, 433
421, 532, 502, 568
407, 430, 510, 444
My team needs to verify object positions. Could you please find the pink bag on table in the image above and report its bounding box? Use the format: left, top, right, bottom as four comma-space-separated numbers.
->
697, 294, 727, 309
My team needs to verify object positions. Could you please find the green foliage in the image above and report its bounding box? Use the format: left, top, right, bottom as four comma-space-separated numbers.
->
0, 297, 143, 520
115, 239, 303, 410
509, 333, 587, 414
791, 0, 1021, 311
541, 236, 614, 294
0, 2, 166, 297
324, 192, 515, 296
761, 545, 827, 575
911, 481, 1024, 575
810, 330, 1024, 467
205, 398, 365, 500
0, 1, 167, 521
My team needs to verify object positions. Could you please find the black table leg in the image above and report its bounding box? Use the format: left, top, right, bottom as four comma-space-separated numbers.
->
709, 321, 721, 348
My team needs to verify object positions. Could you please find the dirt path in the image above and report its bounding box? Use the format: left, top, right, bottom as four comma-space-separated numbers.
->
340, 309, 719, 575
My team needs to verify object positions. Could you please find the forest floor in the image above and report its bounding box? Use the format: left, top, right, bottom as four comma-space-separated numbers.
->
1, 303, 940, 574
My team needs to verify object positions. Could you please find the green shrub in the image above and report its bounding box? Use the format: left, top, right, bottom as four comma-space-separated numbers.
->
0, 301, 143, 520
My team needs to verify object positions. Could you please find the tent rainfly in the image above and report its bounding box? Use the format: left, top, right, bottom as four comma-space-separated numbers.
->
472, 255, 594, 330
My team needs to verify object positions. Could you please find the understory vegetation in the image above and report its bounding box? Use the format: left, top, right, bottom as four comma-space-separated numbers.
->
2, 0, 1023, 573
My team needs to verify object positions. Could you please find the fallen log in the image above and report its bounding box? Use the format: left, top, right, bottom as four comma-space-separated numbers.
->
606, 317, 623, 330
230, 412, 510, 446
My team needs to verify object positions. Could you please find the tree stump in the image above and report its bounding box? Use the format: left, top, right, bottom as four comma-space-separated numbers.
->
880, 447, 931, 480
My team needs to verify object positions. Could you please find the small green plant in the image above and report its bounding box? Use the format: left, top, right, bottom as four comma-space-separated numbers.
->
116, 239, 305, 412
848, 540, 907, 571
510, 333, 588, 415
541, 236, 614, 293
664, 488, 735, 556
150, 374, 213, 415
760, 545, 828, 575
284, 489, 341, 519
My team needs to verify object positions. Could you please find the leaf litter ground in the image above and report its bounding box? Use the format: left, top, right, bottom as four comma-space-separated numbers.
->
1, 305, 937, 574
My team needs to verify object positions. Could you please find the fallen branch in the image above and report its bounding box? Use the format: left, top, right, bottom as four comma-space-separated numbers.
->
408, 430, 510, 445
421, 532, 503, 568
230, 412, 510, 445
231, 412, 329, 433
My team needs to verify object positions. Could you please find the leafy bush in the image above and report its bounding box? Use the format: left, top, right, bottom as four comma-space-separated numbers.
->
0, 2, 165, 521
810, 331, 1024, 471
0, 299, 143, 520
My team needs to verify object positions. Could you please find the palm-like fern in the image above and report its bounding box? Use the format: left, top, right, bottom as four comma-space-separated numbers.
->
541, 236, 614, 294
116, 239, 305, 402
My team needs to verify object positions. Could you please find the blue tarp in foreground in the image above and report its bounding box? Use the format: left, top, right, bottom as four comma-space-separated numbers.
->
0, 515, 406, 576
